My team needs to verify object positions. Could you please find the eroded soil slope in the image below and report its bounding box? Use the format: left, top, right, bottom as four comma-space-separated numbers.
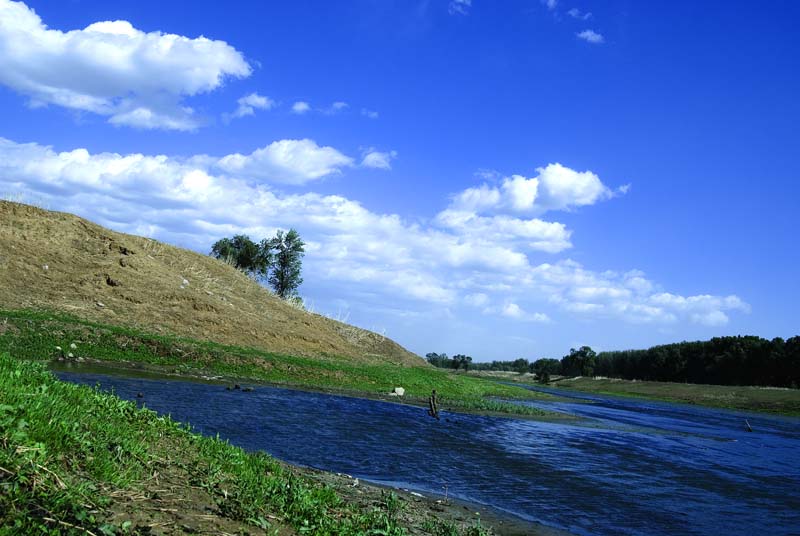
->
0, 201, 422, 366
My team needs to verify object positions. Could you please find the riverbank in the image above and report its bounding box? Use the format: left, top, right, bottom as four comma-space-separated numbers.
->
1, 354, 566, 535
0, 309, 560, 418
475, 371, 800, 416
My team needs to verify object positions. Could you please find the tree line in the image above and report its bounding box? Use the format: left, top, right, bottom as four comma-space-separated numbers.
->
426, 336, 800, 388
592, 336, 800, 387
210, 231, 305, 299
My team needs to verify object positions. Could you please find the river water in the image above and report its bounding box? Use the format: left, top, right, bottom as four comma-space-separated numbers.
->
54, 369, 800, 536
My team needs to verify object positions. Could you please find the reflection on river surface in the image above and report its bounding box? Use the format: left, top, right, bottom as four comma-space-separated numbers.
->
55, 367, 800, 536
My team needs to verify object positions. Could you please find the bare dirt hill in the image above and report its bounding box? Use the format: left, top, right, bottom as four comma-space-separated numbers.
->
0, 201, 423, 366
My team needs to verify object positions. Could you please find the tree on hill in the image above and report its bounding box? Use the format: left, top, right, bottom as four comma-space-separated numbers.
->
210, 235, 269, 279
262, 229, 305, 299
211, 229, 305, 299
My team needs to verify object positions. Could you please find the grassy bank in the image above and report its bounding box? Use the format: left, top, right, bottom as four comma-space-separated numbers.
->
0, 353, 505, 535
550, 376, 800, 416
0, 309, 555, 418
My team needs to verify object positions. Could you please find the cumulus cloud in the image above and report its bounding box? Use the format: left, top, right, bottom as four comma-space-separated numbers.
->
448, 0, 471, 15
291, 101, 311, 114
577, 29, 605, 44
450, 163, 620, 215
216, 139, 355, 184
500, 303, 551, 323
361, 149, 398, 170
567, 8, 592, 20
224, 93, 276, 121
436, 210, 572, 253
0, 0, 251, 130
0, 137, 749, 329
327, 101, 349, 113
534, 261, 749, 325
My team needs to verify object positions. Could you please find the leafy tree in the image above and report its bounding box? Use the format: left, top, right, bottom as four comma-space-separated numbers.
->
210, 234, 270, 279
262, 229, 305, 299
512, 358, 530, 375
532, 358, 561, 382
453, 354, 473, 371
425, 353, 449, 368
561, 346, 597, 377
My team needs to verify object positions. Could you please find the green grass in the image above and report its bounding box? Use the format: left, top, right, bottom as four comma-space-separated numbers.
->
422, 518, 489, 536
551, 376, 800, 416
0, 353, 441, 535
0, 309, 554, 417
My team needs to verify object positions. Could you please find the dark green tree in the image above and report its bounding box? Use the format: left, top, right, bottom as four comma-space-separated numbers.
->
512, 358, 530, 375
561, 346, 597, 377
263, 229, 305, 299
532, 358, 561, 382
210, 234, 270, 279
453, 354, 473, 371
425, 353, 449, 368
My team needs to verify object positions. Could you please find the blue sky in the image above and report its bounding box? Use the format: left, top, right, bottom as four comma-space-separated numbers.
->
1, 0, 797, 360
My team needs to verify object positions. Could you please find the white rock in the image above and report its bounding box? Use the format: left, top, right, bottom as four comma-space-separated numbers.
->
69, 343, 77, 350
42, 264, 48, 270
182, 278, 189, 286
67, 352, 73, 358
393, 387, 405, 396
96, 302, 105, 308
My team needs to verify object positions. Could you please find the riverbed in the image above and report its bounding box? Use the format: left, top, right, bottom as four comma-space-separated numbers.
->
54, 368, 800, 536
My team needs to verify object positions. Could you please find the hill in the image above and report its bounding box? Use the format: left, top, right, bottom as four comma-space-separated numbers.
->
0, 201, 423, 366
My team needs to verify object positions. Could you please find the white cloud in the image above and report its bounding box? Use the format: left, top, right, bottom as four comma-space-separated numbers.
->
292, 101, 311, 114
482, 302, 551, 323
567, 8, 592, 20
577, 29, 605, 44
361, 108, 379, 120
450, 163, 617, 215
361, 149, 398, 170
330, 101, 348, 112
225, 93, 276, 121
541, 0, 558, 11
0, 0, 251, 130
216, 139, 355, 184
436, 210, 572, 253
501, 303, 551, 323
535, 261, 748, 326
691, 311, 730, 327
448, 0, 471, 15
0, 137, 749, 330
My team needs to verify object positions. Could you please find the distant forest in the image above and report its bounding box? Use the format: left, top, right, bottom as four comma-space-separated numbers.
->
427, 335, 800, 388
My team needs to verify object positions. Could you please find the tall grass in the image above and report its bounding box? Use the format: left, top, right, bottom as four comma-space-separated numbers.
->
0, 354, 415, 534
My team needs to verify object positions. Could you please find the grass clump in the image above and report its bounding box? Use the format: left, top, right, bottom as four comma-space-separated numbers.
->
0, 309, 555, 417
0, 353, 473, 535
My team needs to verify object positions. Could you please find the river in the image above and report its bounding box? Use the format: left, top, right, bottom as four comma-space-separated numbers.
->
54, 368, 800, 536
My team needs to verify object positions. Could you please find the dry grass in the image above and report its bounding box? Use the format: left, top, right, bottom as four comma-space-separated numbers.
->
0, 201, 422, 366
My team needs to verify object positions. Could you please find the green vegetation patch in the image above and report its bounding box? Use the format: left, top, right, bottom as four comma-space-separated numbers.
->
553, 377, 800, 416
0, 309, 554, 417
0, 353, 495, 535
